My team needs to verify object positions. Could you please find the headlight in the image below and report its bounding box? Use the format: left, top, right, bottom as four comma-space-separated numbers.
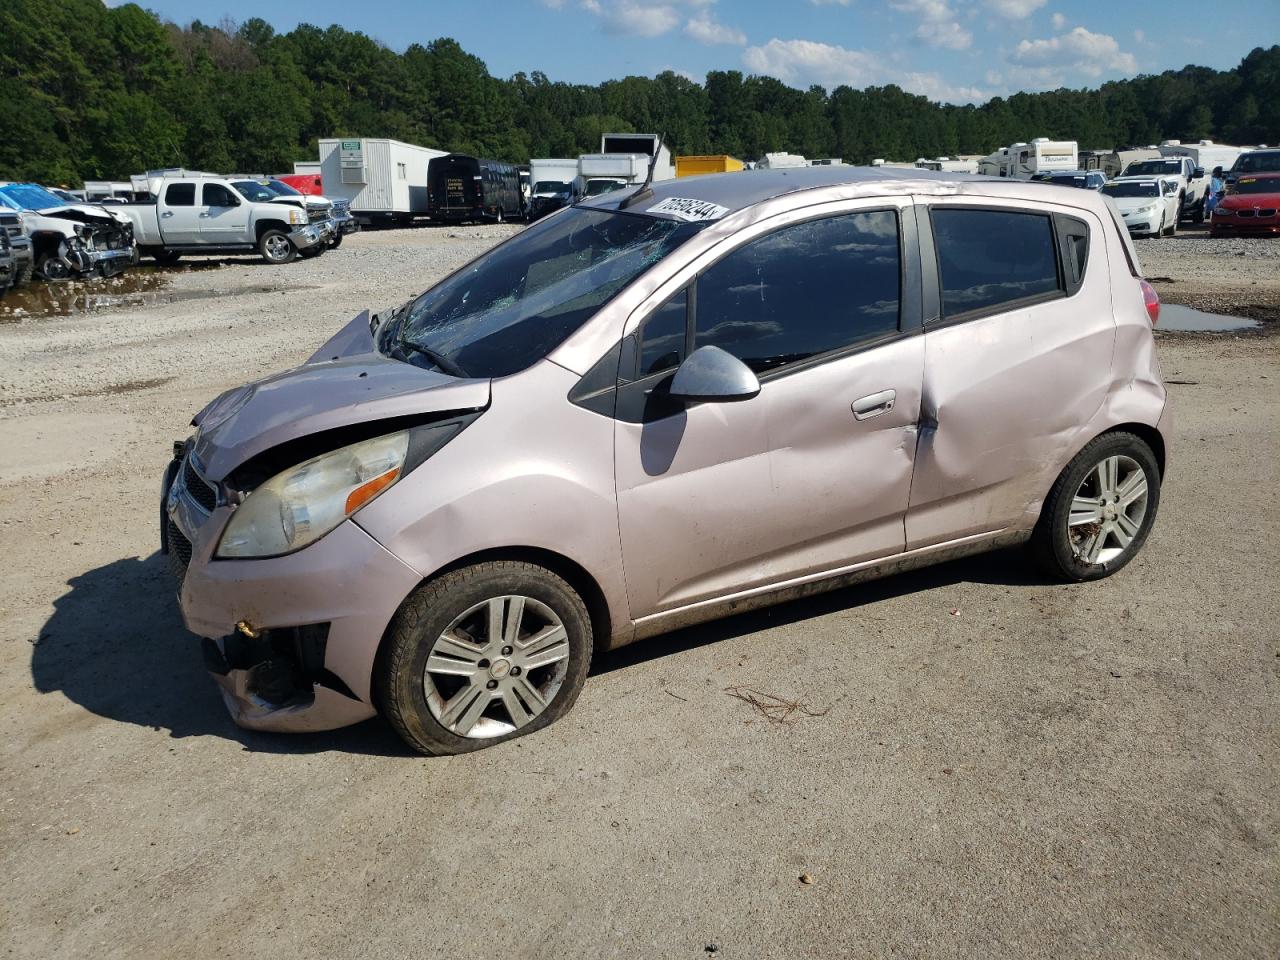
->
288, 207, 306, 225
1214, 208, 1232, 216
217, 431, 409, 558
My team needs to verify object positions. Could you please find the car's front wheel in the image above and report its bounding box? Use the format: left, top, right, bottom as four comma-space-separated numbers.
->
378, 561, 593, 755
258, 229, 297, 264
1031, 431, 1161, 582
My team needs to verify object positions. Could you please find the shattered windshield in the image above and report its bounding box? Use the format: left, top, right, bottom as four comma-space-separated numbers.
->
392, 207, 704, 378
0, 183, 69, 211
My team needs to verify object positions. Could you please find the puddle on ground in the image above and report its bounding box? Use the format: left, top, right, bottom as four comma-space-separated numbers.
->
0, 266, 289, 321
1158, 303, 1261, 333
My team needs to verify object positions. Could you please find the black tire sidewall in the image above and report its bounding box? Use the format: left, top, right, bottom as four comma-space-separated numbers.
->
1038, 432, 1161, 582
382, 562, 593, 755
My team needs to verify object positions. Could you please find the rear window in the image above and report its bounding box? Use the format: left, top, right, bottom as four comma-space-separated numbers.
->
164, 183, 195, 206
932, 208, 1059, 318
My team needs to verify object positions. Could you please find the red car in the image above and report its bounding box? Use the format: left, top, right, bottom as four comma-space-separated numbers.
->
1210, 173, 1280, 237
275, 173, 325, 196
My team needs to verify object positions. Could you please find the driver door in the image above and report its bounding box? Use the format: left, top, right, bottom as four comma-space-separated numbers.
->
614, 200, 924, 622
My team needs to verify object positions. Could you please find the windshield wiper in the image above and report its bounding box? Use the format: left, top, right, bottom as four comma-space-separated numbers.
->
392, 340, 470, 379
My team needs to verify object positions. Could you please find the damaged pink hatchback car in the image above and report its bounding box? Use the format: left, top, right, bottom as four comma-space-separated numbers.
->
162, 167, 1168, 754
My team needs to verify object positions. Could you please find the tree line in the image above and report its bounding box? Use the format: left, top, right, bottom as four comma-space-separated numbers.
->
1, 0, 1276, 186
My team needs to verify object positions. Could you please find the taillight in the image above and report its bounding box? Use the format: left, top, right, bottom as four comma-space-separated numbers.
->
1140, 279, 1160, 326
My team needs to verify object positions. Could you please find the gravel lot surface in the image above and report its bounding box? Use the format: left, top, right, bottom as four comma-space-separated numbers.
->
0, 226, 1276, 959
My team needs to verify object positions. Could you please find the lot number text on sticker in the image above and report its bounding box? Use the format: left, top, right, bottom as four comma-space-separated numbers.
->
647, 197, 730, 222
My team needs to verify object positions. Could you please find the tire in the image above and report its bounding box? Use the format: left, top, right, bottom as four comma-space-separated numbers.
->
1167, 215, 1177, 237
378, 561, 593, 755
1030, 431, 1161, 583
1192, 197, 1206, 224
36, 253, 71, 281
298, 244, 325, 259
152, 249, 182, 266
1154, 213, 1165, 239
258, 229, 296, 264
328, 232, 343, 250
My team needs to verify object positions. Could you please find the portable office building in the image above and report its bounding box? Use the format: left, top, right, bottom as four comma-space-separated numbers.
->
317, 138, 447, 224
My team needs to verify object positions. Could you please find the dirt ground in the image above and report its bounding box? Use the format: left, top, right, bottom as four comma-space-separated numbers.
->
0, 224, 1276, 959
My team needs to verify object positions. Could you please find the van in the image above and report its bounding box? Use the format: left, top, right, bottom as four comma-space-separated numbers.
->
161, 167, 1169, 754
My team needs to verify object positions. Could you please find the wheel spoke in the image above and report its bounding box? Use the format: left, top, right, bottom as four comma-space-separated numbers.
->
502, 595, 525, 646
429, 631, 485, 673
501, 688, 538, 728
1069, 495, 1103, 525
1099, 457, 1120, 498
1084, 526, 1108, 563
440, 683, 492, 735
516, 624, 569, 669
1117, 471, 1148, 508
1114, 512, 1140, 547
487, 598, 505, 647
511, 674, 548, 714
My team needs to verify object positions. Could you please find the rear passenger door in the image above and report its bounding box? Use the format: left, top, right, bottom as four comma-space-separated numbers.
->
160, 181, 202, 244
614, 200, 925, 619
905, 200, 1114, 549
199, 182, 250, 243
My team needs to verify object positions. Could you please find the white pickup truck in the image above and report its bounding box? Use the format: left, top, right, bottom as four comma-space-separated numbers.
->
115, 175, 332, 265
1115, 155, 1209, 223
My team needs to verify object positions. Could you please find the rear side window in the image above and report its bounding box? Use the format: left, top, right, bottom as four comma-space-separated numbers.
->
932, 208, 1059, 318
693, 210, 901, 373
165, 183, 195, 207
1055, 214, 1089, 295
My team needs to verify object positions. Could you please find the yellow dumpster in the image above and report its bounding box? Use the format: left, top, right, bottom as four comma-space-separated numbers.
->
676, 155, 745, 178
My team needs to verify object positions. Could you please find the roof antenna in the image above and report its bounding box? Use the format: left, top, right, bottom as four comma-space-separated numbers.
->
619, 133, 665, 210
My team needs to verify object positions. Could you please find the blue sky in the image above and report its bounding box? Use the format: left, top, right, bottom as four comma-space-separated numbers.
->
121, 0, 1279, 104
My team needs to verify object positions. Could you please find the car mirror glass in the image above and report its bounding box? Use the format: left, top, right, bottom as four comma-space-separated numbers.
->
667, 345, 761, 404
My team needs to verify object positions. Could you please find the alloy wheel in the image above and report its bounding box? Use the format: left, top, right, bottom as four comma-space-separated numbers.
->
423, 595, 571, 739
1066, 454, 1149, 564
265, 235, 292, 261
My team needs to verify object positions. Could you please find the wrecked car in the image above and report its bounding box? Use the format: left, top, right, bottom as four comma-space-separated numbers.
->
0, 182, 137, 281
162, 167, 1169, 755
0, 208, 33, 288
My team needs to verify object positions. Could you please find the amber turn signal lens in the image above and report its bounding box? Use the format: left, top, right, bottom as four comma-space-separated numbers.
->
344, 467, 400, 515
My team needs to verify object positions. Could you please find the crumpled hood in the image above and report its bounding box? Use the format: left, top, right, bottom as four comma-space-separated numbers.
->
37, 203, 131, 227
191, 311, 489, 481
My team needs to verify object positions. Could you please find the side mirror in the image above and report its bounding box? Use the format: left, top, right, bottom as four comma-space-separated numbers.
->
1193, 167, 1205, 179
667, 345, 761, 404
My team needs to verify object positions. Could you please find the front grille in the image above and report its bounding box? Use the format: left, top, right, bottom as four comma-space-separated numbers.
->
332, 199, 350, 215
0, 216, 19, 240
1237, 209, 1255, 218
182, 457, 218, 513
308, 207, 329, 224
166, 517, 192, 583
1259, 209, 1277, 218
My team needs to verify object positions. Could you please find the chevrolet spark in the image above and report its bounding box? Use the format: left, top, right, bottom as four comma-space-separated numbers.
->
162, 167, 1168, 754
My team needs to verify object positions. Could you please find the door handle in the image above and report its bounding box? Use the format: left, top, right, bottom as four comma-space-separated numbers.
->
161, 211, 174, 218
852, 389, 896, 421
199, 212, 210, 218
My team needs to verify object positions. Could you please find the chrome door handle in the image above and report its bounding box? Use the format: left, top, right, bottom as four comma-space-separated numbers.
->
852, 389, 896, 420
161, 211, 174, 218
199, 212, 210, 218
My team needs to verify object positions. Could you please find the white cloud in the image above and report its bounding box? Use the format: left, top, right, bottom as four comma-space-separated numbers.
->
890, 0, 972, 51
1134, 28, 1146, 44
985, 0, 1047, 16
742, 38, 882, 88
599, 1, 681, 37
1051, 12, 1066, 30
685, 11, 747, 46
1011, 26, 1137, 77
741, 37, 987, 103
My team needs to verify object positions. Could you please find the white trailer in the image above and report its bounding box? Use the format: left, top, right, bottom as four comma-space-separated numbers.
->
599, 133, 674, 182
914, 156, 979, 173
293, 161, 321, 175
978, 139, 1078, 179
529, 159, 579, 195
1159, 140, 1247, 176
758, 152, 808, 169
317, 138, 447, 225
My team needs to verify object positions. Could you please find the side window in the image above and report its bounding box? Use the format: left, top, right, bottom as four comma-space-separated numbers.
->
638, 289, 688, 377
202, 183, 236, 207
165, 182, 195, 207
931, 208, 1060, 318
1054, 214, 1089, 295
694, 210, 901, 373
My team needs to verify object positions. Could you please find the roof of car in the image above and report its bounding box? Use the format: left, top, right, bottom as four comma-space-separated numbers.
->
582, 165, 1004, 221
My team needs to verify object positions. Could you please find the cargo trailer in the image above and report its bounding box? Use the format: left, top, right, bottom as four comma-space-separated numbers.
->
675, 155, 744, 178
317, 138, 447, 226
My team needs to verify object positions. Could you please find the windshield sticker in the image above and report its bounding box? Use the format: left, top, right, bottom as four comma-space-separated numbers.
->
647, 197, 729, 222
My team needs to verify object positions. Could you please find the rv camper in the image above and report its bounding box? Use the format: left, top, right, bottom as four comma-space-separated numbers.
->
978, 139, 1079, 179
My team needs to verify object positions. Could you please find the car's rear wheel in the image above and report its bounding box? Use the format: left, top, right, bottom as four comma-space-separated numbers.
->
378, 561, 593, 755
152, 249, 181, 266
1031, 432, 1161, 582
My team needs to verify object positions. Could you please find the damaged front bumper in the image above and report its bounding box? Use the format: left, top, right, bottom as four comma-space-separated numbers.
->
161, 447, 421, 732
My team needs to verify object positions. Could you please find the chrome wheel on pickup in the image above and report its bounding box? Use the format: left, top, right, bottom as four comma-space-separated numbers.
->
259, 229, 297, 265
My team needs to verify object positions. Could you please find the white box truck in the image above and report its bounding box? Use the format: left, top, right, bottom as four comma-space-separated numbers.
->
317, 138, 447, 226
599, 134, 675, 181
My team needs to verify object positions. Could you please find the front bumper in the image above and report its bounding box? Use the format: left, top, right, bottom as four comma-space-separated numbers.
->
1209, 218, 1280, 236
161, 450, 421, 732
1121, 212, 1161, 235
288, 224, 324, 251
85, 246, 134, 276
